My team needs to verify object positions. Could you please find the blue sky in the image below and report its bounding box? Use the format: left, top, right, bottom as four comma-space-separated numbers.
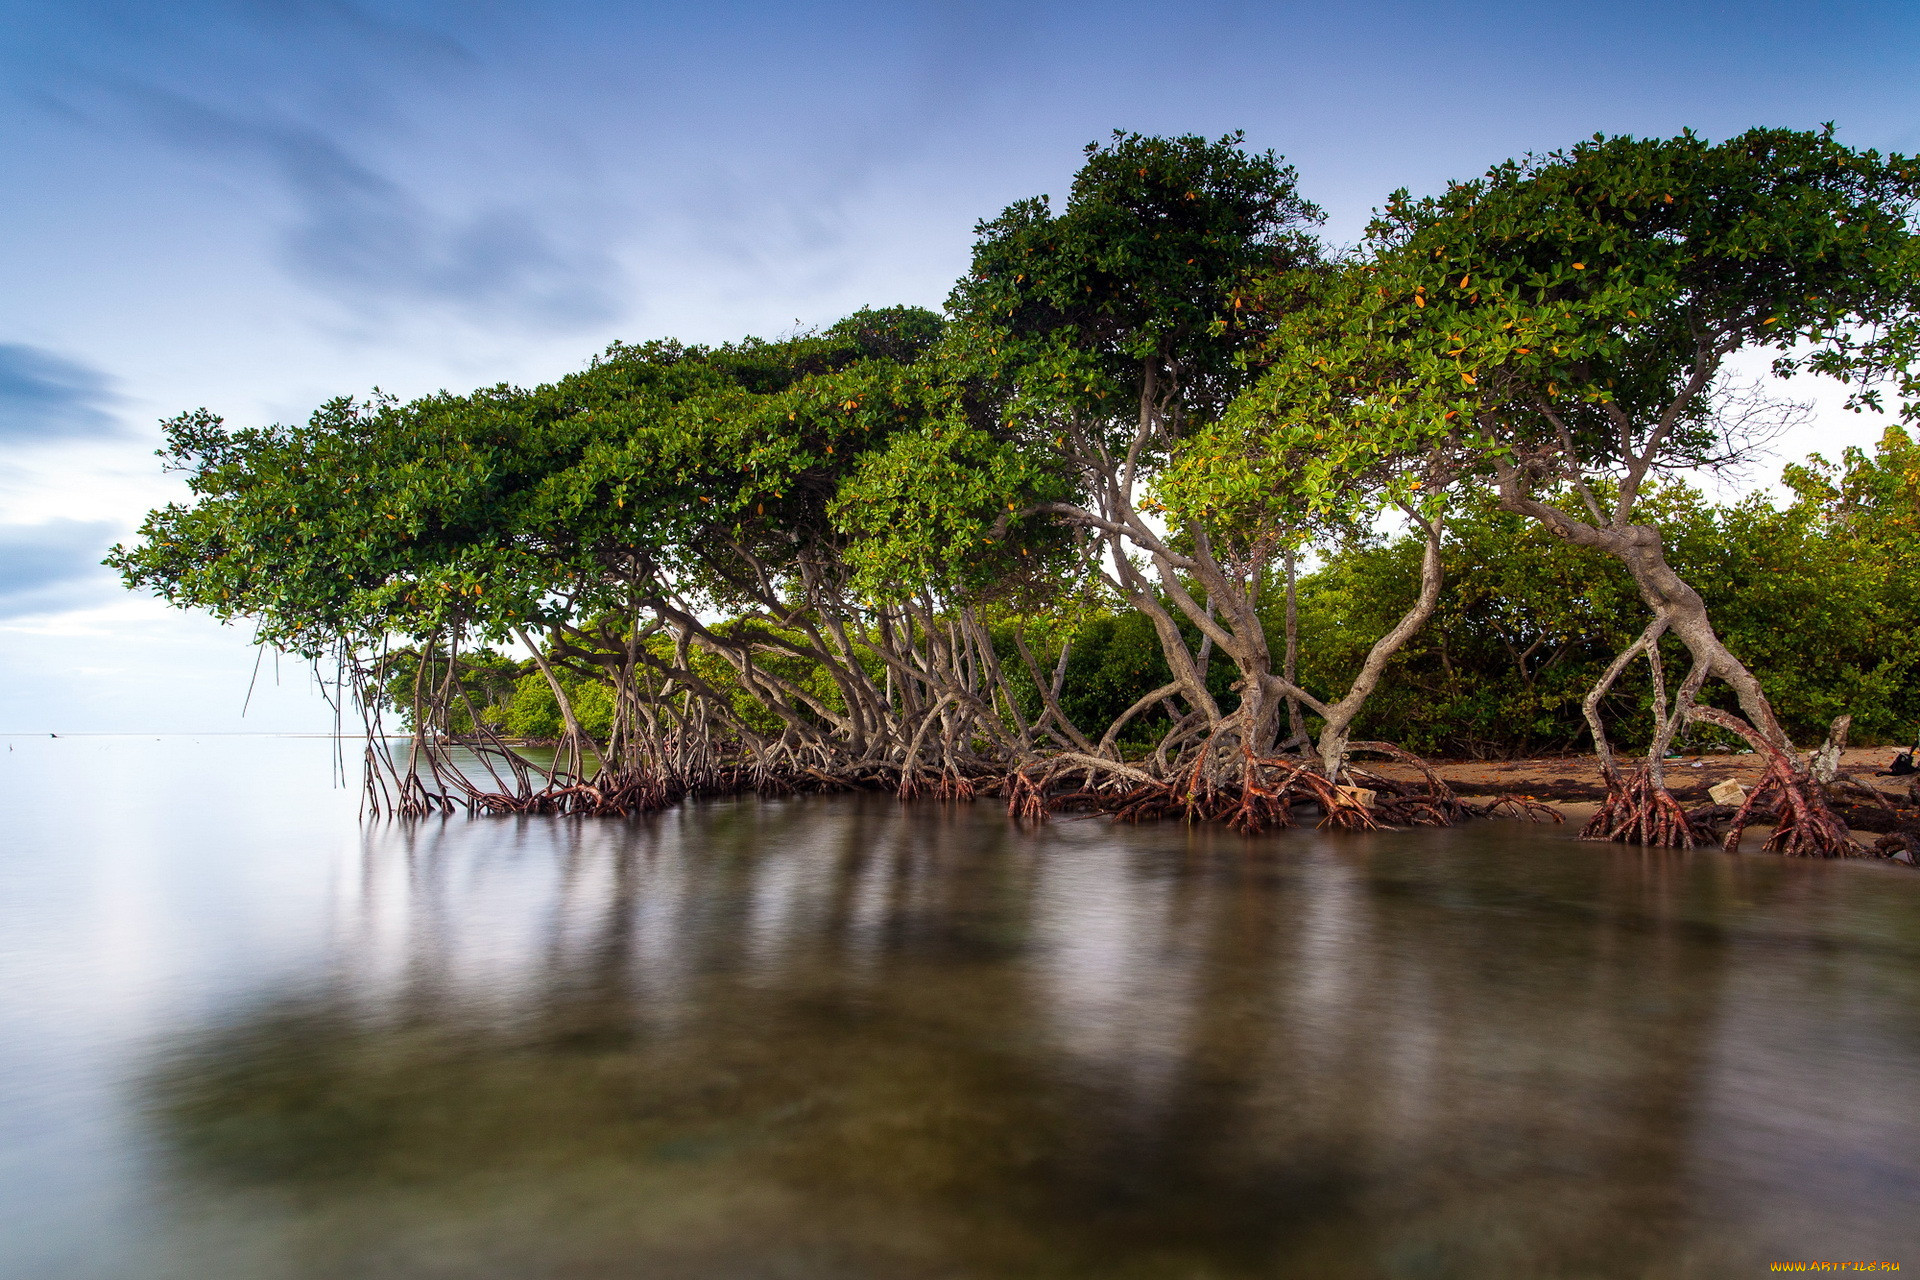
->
3, 0, 1918, 731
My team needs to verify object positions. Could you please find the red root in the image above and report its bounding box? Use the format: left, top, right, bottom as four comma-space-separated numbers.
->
1005, 767, 1054, 824
1688, 708, 1860, 858
1346, 742, 1474, 826
1473, 793, 1567, 824
1581, 765, 1699, 847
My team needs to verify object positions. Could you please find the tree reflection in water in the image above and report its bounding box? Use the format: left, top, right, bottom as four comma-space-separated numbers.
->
143, 798, 1920, 1278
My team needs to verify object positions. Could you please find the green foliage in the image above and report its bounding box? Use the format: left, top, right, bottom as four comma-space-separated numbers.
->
834, 420, 1076, 600
108, 310, 955, 653
502, 669, 614, 742
951, 130, 1321, 403
1302, 465, 1920, 755
838, 135, 1326, 608
109, 130, 1920, 779
378, 648, 524, 736
1222, 127, 1920, 538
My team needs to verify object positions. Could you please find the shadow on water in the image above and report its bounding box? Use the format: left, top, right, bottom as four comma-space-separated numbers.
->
139, 798, 1920, 1279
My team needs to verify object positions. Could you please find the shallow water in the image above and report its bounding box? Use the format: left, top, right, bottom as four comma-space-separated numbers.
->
2, 735, 1917, 1279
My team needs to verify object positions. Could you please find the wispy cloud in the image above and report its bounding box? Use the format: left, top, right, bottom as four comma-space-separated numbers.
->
0, 520, 122, 618
120, 86, 624, 328
0, 346, 124, 443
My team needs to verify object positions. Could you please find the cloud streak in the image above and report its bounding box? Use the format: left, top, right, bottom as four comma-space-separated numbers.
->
118, 86, 626, 328
0, 520, 122, 618
0, 346, 124, 443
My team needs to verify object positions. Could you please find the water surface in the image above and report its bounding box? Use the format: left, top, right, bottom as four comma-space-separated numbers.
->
2, 735, 1916, 1278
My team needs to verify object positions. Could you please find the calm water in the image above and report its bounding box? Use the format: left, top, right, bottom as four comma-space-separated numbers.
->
2, 736, 1917, 1279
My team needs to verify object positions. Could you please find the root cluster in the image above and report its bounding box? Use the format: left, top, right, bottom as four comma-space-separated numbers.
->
1687, 708, 1860, 858
999, 740, 1547, 836
1579, 709, 1864, 857
1582, 765, 1702, 847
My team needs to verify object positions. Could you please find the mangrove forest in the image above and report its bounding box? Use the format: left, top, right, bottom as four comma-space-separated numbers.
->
109, 126, 1920, 857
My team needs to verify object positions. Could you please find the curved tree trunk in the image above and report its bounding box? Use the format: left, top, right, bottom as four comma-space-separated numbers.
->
1301, 515, 1446, 780
1494, 471, 1852, 854
1495, 483, 1791, 754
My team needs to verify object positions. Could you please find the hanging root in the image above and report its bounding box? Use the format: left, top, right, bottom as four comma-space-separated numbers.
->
1581, 764, 1700, 847
1687, 708, 1861, 858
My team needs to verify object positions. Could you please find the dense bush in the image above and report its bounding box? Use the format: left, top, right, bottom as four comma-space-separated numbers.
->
1293, 437, 1920, 756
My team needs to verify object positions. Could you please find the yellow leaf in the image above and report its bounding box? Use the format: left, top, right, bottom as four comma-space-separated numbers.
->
1572, 263, 1585, 270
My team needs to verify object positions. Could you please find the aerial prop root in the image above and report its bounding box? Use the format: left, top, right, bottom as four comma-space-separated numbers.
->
460, 770, 688, 817
1580, 764, 1700, 848
899, 762, 996, 802
1687, 707, 1861, 858
1005, 763, 1058, 824
1472, 793, 1566, 824
996, 747, 1490, 835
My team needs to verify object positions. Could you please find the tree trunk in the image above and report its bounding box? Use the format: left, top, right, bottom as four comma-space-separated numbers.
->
1282, 547, 1306, 749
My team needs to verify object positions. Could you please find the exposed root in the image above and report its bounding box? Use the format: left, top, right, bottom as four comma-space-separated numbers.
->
1472, 793, 1566, 824
1688, 708, 1861, 858
1346, 742, 1473, 825
1002, 747, 1399, 835
1682, 802, 1739, 843
1227, 753, 1302, 834
1005, 765, 1055, 824
465, 770, 686, 817
934, 766, 977, 802
1581, 765, 1700, 848
379, 756, 928, 820
1825, 775, 1894, 811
